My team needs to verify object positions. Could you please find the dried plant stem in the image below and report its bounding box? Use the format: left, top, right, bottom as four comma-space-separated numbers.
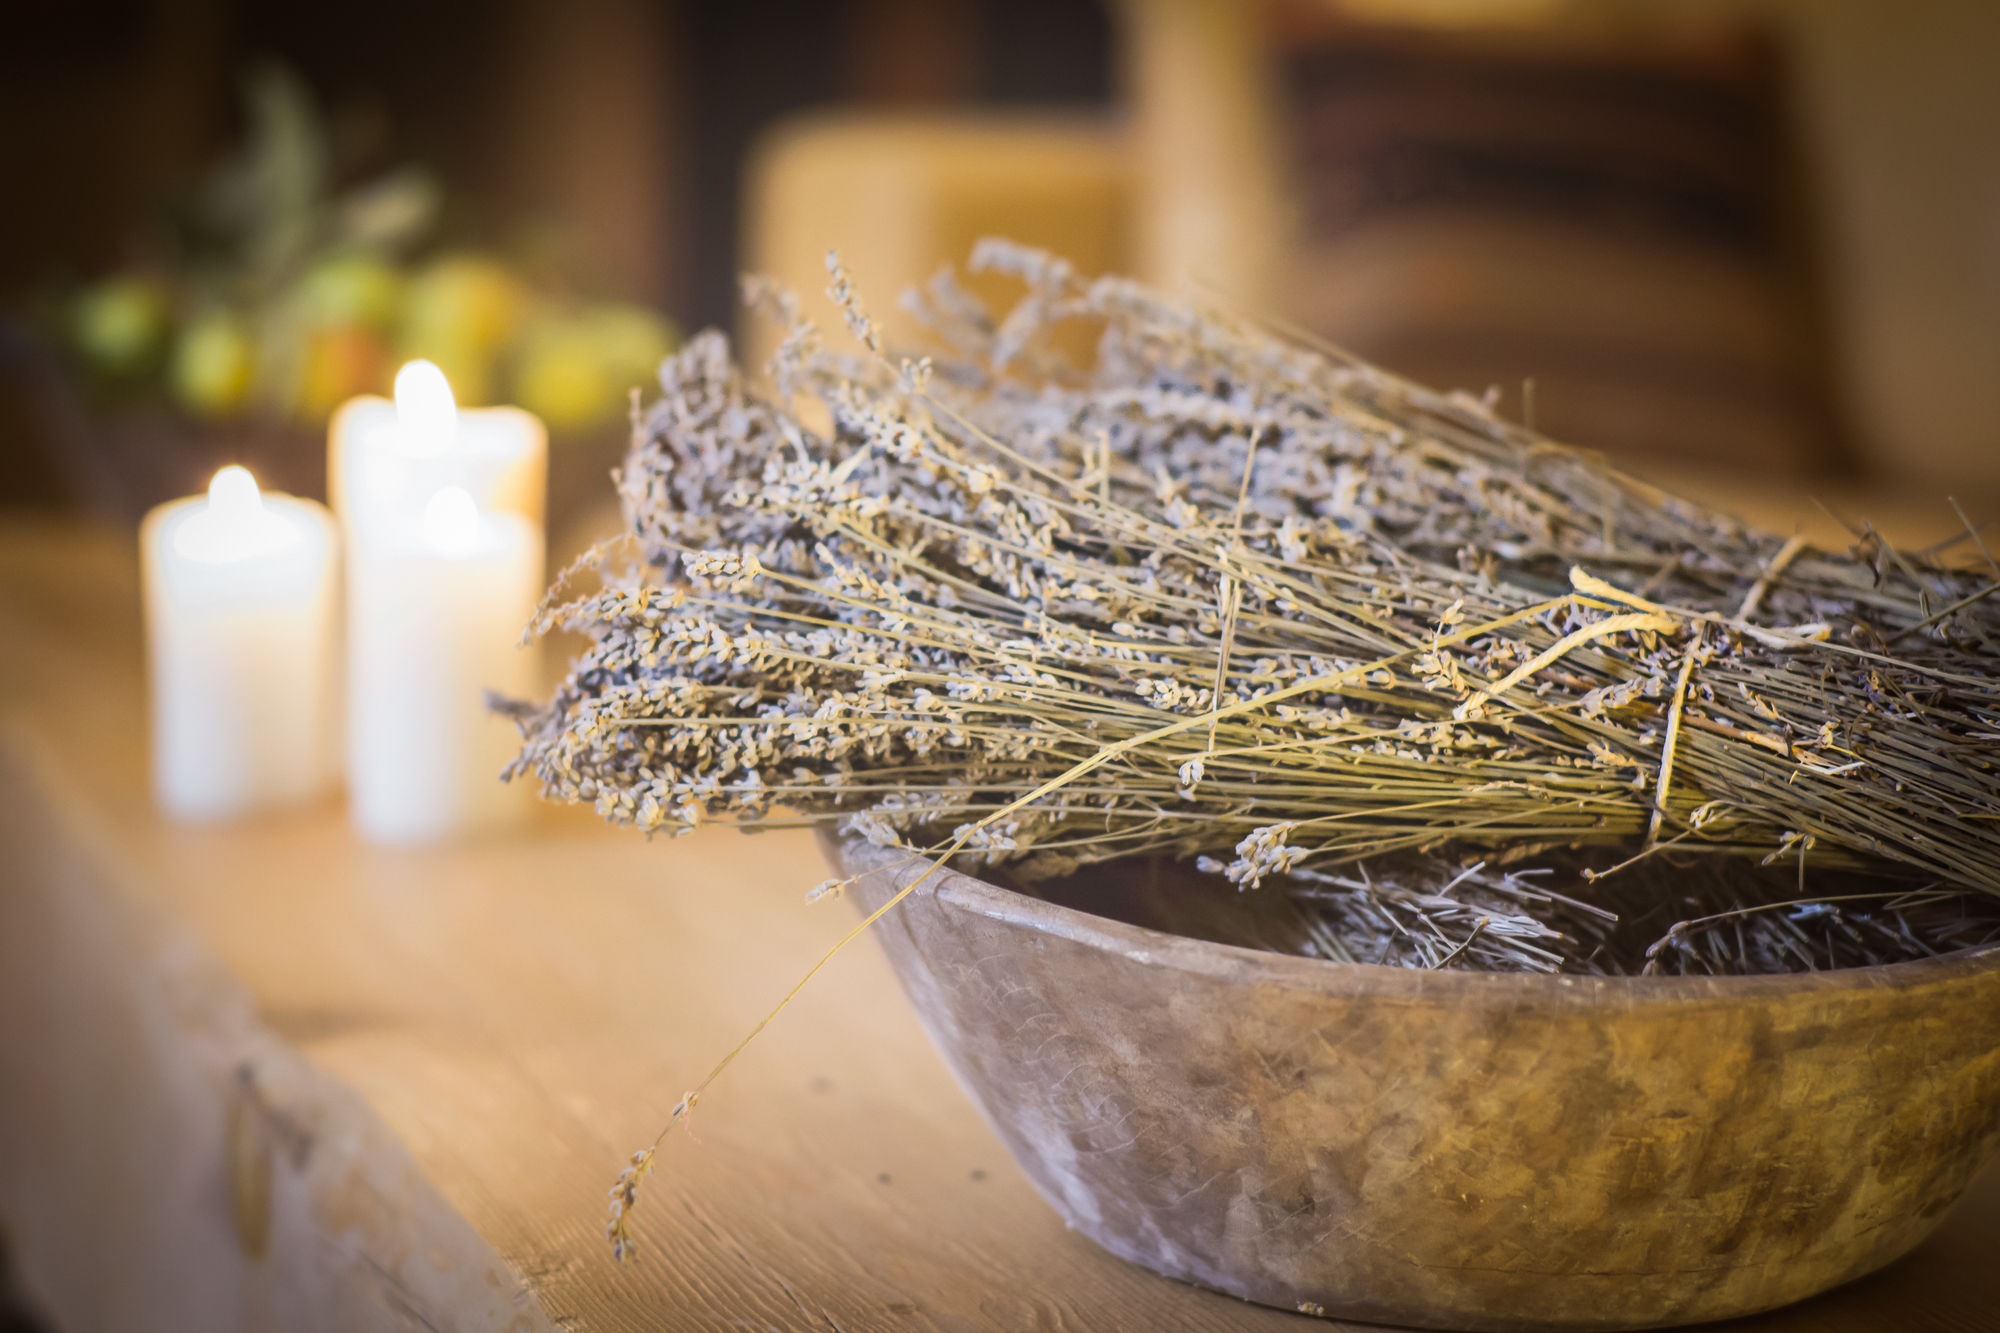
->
1649, 625, 1705, 847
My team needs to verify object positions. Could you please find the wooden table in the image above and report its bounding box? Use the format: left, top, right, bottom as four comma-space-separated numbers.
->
2, 514, 1996, 1333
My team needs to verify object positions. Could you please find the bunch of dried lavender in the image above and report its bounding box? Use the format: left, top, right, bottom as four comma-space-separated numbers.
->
512, 241, 1996, 912
509, 242, 1999, 1259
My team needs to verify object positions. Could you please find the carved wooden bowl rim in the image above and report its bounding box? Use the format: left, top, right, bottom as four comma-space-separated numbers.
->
837, 834, 2000, 1001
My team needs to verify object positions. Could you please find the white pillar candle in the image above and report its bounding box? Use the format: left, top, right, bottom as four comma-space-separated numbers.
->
347, 485, 543, 844
141, 467, 339, 821
328, 359, 548, 538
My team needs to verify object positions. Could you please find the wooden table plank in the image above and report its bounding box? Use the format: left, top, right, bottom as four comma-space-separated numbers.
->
0, 508, 1995, 1332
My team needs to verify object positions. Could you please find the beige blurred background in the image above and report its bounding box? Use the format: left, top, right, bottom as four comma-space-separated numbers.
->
748, 0, 2000, 502
3, 0, 1996, 527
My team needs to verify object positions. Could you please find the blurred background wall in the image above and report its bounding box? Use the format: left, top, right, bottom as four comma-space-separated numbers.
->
1, 0, 1995, 525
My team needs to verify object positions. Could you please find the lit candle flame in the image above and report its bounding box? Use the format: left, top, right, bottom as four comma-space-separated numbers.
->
174, 466, 296, 562
208, 464, 262, 521
423, 486, 481, 559
395, 360, 459, 457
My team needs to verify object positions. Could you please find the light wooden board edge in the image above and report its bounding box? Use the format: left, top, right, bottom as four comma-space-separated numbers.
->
0, 720, 557, 1333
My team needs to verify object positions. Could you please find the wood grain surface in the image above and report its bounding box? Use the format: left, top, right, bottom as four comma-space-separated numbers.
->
0, 505, 1995, 1333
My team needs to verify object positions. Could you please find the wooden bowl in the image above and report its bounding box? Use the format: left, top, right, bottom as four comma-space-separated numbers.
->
824, 833, 2000, 1331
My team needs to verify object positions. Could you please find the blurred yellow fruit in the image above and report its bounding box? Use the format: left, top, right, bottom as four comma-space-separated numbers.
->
587, 303, 677, 391
169, 310, 257, 417
401, 254, 526, 358
71, 275, 169, 375
297, 324, 390, 421
516, 315, 615, 429
296, 254, 405, 331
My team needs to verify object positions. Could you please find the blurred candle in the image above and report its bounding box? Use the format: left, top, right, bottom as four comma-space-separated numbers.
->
327, 359, 547, 538
141, 466, 338, 821
347, 485, 543, 843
